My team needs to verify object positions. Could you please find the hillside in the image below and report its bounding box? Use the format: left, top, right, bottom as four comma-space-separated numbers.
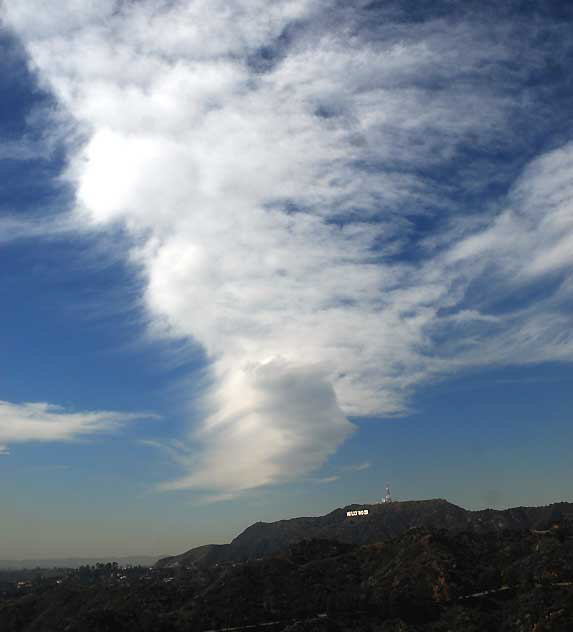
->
156, 499, 573, 568
1, 525, 572, 631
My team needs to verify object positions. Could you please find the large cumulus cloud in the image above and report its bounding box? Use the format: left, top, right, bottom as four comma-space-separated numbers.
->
3, 0, 573, 494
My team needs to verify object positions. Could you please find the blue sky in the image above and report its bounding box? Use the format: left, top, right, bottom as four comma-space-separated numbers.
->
1, 0, 573, 559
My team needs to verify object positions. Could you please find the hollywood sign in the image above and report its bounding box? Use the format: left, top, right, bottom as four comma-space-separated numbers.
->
346, 509, 369, 517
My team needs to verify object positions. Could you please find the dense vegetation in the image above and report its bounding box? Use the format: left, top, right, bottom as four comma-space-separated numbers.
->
1, 525, 572, 631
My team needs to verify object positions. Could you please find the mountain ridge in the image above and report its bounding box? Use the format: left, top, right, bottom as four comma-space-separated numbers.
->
156, 498, 573, 569
3, 505, 573, 630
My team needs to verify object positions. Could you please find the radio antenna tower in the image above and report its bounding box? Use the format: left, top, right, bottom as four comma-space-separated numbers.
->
383, 485, 392, 503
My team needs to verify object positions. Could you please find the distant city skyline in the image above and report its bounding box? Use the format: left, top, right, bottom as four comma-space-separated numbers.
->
1, 0, 573, 559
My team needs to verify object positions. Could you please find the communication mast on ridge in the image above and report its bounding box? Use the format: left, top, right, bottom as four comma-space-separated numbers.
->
383, 485, 392, 503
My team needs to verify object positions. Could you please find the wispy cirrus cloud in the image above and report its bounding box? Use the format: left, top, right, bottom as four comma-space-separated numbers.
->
3, 0, 573, 496
314, 475, 340, 485
342, 462, 371, 473
313, 461, 370, 485
0, 215, 78, 243
0, 400, 155, 451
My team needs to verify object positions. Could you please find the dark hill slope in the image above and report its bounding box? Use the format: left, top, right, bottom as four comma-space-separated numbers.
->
6, 527, 573, 631
156, 499, 573, 568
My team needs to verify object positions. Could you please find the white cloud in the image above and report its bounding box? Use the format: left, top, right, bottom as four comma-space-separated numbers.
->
315, 475, 340, 485
0, 215, 76, 243
446, 142, 573, 280
157, 360, 353, 493
3, 1, 573, 495
0, 400, 153, 450
0, 139, 43, 161
342, 462, 371, 473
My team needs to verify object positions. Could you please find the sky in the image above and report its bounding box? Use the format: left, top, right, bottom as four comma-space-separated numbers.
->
1, 0, 573, 560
